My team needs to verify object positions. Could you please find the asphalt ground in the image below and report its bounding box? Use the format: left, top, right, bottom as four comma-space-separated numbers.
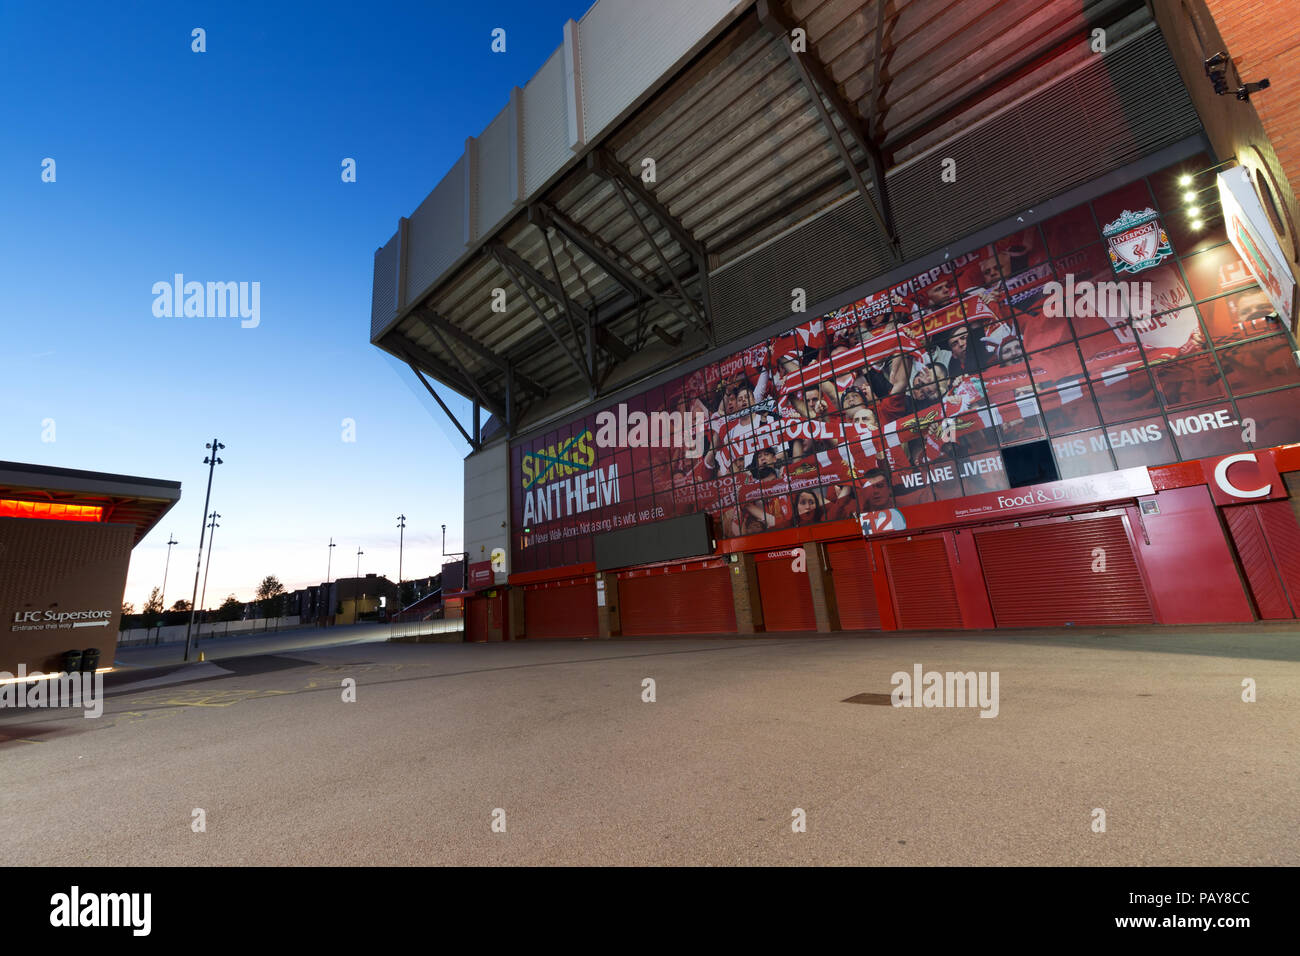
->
0, 625, 1296, 866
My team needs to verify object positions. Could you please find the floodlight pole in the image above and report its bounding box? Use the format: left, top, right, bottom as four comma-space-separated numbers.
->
183, 439, 224, 662
396, 514, 406, 603
160, 534, 178, 608
198, 511, 220, 624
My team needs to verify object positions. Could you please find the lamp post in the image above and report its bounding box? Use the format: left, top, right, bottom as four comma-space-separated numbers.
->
183, 439, 224, 662
326, 537, 336, 622
356, 548, 364, 579
198, 511, 220, 627
160, 534, 178, 609
396, 514, 406, 608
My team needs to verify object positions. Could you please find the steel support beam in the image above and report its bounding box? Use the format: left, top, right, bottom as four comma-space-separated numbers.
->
757, 0, 899, 259
588, 148, 716, 337
490, 247, 596, 391
533, 202, 706, 342
604, 175, 712, 344
425, 322, 497, 415
405, 362, 479, 451
488, 240, 635, 363
587, 149, 708, 265
411, 306, 548, 400
389, 338, 506, 422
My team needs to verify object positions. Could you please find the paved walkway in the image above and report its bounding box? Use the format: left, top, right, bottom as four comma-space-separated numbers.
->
2, 626, 1296, 865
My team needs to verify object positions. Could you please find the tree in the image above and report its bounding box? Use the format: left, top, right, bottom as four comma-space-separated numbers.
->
171, 598, 192, 612
142, 587, 163, 615
121, 601, 135, 615
216, 595, 244, 622
256, 575, 286, 618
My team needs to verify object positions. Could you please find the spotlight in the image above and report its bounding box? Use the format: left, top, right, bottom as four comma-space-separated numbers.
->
1183, 190, 1197, 202
1187, 206, 1200, 216
1178, 174, 1193, 187
1191, 219, 1204, 230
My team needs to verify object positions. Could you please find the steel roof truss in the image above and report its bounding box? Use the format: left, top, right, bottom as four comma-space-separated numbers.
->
491, 248, 597, 393
412, 306, 548, 400
758, 0, 899, 260
605, 175, 713, 346
535, 203, 705, 347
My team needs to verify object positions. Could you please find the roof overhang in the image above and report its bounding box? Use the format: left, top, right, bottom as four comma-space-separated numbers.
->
371, 0, 1183, 443
0, 460, 182, 546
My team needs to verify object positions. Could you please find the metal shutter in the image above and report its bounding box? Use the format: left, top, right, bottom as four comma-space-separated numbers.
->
827, 540, 882, 630
755, 556, 816, 632
883, 537, 963, 630
1258, 502, 1300, 615
1224, 506, 1292, 619
524, 579, 598, 639
975, 517, 1154, 627
619, 565, 736, 635
467, 596, 489, 642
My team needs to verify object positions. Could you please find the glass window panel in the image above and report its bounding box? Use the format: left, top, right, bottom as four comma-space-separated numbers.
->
1092, 180, 1158, 233
1100, 415, 1179, 469
1052, 427, 1115, 479
1220, 335, 1300, 396
1181, 243, 1255, 302
959, 449, 1012, 496
1200, 287, 1282, 346
1166, 401, 1247, 459
1042, 381, 1101, 434
1151, 353, 1227, 410
1041, 203, 1099, 259
1236, 388, 1300, 449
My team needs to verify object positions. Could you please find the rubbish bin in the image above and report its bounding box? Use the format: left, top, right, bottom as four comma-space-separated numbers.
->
80, 648, 100, 672
61, 649, 82, 673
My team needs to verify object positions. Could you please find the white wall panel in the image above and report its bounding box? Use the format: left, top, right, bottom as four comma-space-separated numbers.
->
404, 155, 467, 308
464, 441, 510, 583
476, 106, 516, 239
577, 0, 741, 142
523, 48, 569, 196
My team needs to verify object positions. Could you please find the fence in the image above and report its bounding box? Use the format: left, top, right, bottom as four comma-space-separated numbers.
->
117, 616, 303, 647
387, 618, 464, 640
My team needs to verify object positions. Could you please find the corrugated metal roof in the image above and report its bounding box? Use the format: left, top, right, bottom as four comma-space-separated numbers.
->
372, 0, 1184, 440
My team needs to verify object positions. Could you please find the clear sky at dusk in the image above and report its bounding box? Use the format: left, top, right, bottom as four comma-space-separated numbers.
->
1, 0, 595, 609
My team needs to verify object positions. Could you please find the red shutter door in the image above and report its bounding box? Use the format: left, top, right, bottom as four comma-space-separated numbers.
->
619, 565, 736, 635
755, 553, 816, 632
1257, 501, 1300, 615
975, 516, 1154, 626
467, 596, 488, 642
1224, 505, 1293, 619
525, 578, 598, 639
827, 540, 882, 630
882, 536, 962, 629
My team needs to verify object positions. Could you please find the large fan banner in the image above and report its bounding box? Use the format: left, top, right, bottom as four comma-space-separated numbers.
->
511, 167, 1300, 572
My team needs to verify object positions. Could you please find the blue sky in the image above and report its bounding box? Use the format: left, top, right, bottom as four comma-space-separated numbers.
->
0, 0, 594, 608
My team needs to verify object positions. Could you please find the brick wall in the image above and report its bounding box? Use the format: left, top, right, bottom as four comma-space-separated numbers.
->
1155, 0, 1300, 320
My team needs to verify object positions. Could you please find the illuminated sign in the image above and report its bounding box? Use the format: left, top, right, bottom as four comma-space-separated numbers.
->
0, 499, 103, 522
1217, 166, 1296, 324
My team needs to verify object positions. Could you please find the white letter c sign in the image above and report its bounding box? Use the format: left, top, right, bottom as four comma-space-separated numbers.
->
1213, 453, 1271, 499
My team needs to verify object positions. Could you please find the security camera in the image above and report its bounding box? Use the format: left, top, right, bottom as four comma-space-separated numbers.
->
1236, 78, 1271, 101
1203, 52, 1228, 74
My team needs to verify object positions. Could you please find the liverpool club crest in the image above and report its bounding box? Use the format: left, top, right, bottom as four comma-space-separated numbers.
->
1103, 207, 1173, 274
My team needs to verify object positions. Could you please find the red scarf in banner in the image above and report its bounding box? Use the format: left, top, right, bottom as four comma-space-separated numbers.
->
782, 328, 926, 396
782, 293, 999, 397
897, 293, 998, 342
